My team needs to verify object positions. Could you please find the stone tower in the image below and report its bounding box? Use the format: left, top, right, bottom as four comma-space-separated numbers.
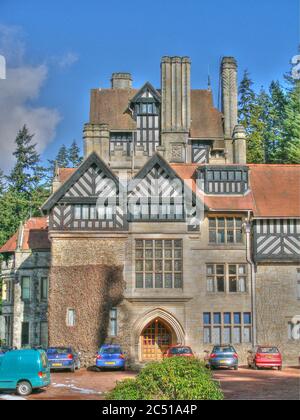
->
161, 56, 191, 163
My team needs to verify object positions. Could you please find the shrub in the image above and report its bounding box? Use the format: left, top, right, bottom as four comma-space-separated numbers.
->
108, 357, 223, 400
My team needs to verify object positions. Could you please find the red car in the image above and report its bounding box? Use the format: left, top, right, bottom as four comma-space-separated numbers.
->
164, 345, 194, 358
248, 346, 283, 370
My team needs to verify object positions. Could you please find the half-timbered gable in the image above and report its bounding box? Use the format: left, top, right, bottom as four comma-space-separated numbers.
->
42, 152, 127, 231
128, 154, 202, 231
253, 219, 300, 262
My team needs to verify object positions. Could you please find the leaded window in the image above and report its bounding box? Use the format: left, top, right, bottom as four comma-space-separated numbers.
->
135, 239, 183, 289
206, 264, 247, 294
209, 217, 243, 244
203, 312, 252, 345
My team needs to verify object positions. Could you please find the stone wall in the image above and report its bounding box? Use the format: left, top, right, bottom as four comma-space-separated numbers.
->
49, 237, 127, 366
256, 264, 300, 366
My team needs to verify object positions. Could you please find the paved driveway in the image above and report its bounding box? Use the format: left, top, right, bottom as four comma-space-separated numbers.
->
0, 367, 298, 400
214, 367, 300, 400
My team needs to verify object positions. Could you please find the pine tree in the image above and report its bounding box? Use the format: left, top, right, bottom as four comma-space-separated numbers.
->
7, 126, 44, 194
238, 72, 265, 163
238, 70, 256, 129
0, 170, 6, 196
56, 144, 69, 168
268, 81, 288, 162
282, 82, 300, 163
68, 140, 82, 167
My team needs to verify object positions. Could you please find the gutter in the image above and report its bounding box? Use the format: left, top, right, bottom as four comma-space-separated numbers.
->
245, 210, 257, 347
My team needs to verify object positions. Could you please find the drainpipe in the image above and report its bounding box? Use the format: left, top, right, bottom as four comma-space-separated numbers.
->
245, 211, 257, 347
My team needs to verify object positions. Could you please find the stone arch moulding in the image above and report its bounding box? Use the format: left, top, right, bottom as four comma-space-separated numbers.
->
133, 307, 186, 356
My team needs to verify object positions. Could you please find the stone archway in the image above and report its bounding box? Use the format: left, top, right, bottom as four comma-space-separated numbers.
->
133, 308, 186, 362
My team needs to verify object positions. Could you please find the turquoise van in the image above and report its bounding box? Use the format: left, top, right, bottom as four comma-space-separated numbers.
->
0, 349, 51, 396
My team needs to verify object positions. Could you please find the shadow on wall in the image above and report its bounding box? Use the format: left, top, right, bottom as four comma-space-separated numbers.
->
48, 264, 125, 366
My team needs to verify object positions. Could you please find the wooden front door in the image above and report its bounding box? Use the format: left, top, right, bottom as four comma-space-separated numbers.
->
142, 320, 172, 361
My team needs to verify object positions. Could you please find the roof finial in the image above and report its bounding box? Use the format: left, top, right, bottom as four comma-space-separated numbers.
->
208, 64, 212, 91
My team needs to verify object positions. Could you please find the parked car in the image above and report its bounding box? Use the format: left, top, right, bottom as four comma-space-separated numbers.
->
0, 349, 50, 396
46, 347, 81, 372
206, 346, 239, 370
164, 345, 194, 358
96, 345, 126, 371
248, 346, 283, 370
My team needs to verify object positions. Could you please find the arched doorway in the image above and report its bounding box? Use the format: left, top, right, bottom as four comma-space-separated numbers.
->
141, 318, 173, 361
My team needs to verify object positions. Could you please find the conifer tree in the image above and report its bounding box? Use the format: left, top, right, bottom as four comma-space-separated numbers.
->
7, 126, 44, 194
68, 140, 82, 167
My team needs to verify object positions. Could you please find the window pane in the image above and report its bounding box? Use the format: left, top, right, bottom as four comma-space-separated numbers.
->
174, 274, 182, 289
216, 265, 224, 275
239, 265, 246, 275
224, 313, 231, 325
213, 313, 221, 325
218, 218, 225, 228
155, 274, 163, 289
136, 261, 144, 272
243, 327, 251, 343
155, 249, 163, 259
234, 313, 241, 324
204, 327, 211, 344
207, 278, 214, 292
165, 274, 173, 288
229, 265, 237, 275
233, 327, 241, 344
74, 205, 81, 219
174, 249, 182, 259
207, 265, 214, 275
174, 260, 182, 272
209, 218, 216, 228
203, 313, 211, 325
217, 230, 225, 243
155, 260, 163, 272
22, 277, 30, 300
145, 260, 153, 271
244, 313, 252, 325
212, 327, 221, 345
164, 249, 172, 258
236, 229, 243, 243
217, 278, 225, 292
145, 274, 153, 288
223, 327, 232, 344
209, 231, 217, 243
229, 278, 238, 293
145, 249, 153, 259
136, 274, 144, 288
164, 260, 172, 271
239, 277, 246, 293
227, 230, 234, 243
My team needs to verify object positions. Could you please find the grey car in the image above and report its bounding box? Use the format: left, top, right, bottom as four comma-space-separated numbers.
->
207, 345, 239, 370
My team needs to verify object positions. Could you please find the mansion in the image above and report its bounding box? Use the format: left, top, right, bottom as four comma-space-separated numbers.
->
0, 56, 299, 366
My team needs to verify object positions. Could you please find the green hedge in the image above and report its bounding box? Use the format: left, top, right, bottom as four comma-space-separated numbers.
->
108, 357, 223, 400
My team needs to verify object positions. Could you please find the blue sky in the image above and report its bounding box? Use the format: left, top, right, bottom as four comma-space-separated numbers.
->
0, 0, 299, 171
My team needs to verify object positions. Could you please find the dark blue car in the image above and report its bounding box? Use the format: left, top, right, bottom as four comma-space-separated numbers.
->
96, 345, 126, 371
46, 347, 81, 373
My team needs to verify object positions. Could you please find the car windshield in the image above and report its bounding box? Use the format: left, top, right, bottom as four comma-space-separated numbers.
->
213, 346, 235, 353
100, 347, 121, 355
47, 348, 72, 354
170, 347, 192, 355
257, 347, 279, 354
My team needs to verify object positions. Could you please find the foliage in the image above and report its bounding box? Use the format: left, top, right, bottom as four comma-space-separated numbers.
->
107, 357, 224, 401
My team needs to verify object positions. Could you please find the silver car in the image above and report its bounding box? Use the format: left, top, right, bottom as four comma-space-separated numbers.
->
207, 345, 239, 370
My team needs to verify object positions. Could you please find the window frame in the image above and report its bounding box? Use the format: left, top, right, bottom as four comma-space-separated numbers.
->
66, 308, 76, 327
40, 277, 48, 301
209, 217, 244, 245
135, 239, 183, 290
21, 276, 31, 301
206, 263, 248, 294
203, 311, 252, 345
109, 308, 118, 337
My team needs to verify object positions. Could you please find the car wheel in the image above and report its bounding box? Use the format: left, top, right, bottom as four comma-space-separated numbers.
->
278, 366, 282, 371
17, 381, 32, 397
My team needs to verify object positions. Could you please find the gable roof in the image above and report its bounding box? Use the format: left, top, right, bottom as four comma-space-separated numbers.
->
130, 82, 161, 104
41, 152, 121, 212
89, 86, 224, 140
0, 217, 50, 253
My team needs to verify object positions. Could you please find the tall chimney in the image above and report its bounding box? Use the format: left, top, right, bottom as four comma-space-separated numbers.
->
161, 56, 191, 163
221, 57, 238, 162
111, 73, 132, 89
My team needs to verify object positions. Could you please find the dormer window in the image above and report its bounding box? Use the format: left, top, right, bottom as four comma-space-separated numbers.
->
129, 83, 161, 156
198, 166, 249, 195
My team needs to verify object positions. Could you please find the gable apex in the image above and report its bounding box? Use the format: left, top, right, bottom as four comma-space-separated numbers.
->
41, 152, 120, 213
130, 82, 161, 104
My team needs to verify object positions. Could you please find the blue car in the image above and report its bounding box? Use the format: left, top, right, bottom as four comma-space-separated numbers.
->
96, 345, 126, 371
46, 347, 81, 373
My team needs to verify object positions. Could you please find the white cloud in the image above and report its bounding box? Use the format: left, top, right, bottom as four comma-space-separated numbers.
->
0, 25, 62, 173
56, 52, 79, 69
